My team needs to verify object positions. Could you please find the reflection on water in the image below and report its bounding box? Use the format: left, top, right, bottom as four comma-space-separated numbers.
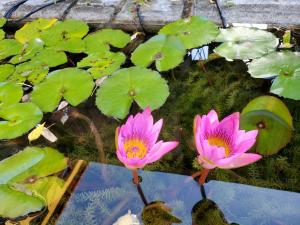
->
57, 163, 300, 225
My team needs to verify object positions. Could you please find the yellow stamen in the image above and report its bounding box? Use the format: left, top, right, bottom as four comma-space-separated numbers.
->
124, 138, 148, 159
208, 137, 230, 156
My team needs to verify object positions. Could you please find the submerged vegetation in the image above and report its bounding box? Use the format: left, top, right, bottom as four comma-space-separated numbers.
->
0, 13, 300, 222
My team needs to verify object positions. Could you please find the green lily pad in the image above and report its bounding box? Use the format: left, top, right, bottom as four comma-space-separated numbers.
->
9, 38, 45, 64
214, 27, 278, 60
0, 82, 23, 107
0, 146, 67, 219
0, 64, 15, 82
10, 61, 49, 85
15, 18, 57, 44
0, 30, 4, 40
159, 16, 219, 49
77, 51, 126, 79
0, 184, 44, 219
84, 29, 130, 54
240, 96, 293, 155
31, 49, 67, 68
41, 19, 88, 47
47, 38, 85, 53
0, 103, 43, 139
31, 68, 94, 112
0, 39, 23, 61
0, 18, 6, 28
131, 34, 186, 71
248, 51, 300, 100
96, 66, 169, 119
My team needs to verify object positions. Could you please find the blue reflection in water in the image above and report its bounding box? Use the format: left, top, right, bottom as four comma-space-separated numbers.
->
57, 163, 300, 225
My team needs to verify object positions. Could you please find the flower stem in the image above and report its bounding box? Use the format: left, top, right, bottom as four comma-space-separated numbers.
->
199, 168, 210, 185
132, 169, 140, 185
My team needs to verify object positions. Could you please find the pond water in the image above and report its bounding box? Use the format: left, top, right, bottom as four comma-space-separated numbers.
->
57, 163, 300, 225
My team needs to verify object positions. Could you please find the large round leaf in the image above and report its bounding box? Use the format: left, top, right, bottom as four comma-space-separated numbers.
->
48, 38, 85, 53
10, 61, 49, 85
0, 103, 43, 139
77, 51, 126, 79
15, 18, 57, 44
0, 64, 14, 82
41, 19, 88, 50
31, 49, 67, 68
0, 184, 44, 219
131, 34, 186, 71
0, 146, 67, 219
0, 39, 23, 60
31, 68, 94, 112
248, 52, 300, 100
84, 29, 130, 54
9, 38, 44, 64
214, 27, 278, 60
159, 16, 219, 49
0, 82, 23, 107
96, 66, 169, 119
0, 18, 6, 28
240, 96, 293, 155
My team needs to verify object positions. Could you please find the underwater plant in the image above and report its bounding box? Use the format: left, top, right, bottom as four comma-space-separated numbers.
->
193, 110, 261, 184
115, 107, 178, 183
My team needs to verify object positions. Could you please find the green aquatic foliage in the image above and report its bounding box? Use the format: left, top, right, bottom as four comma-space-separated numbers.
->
0, 82, 23, 107
0, 18, 6, 40
77, 51, 126, 79
159, 16, 219, 49
10, 61, 49, 85
0, 103, 43, 139
96, 67, 169, 119
0, 39, 23, 60
9, 38, 44, 64
31, 68, 94, 112
31, 48, 67, 67
142, 201, 182, 225
0, 147, 67, 219
240, 96, 293, 155
131, 34, 186, 71
0, 64, 14, 82
248, 51, 300, 100
84, 29, 130, 54
40, 19, 89, 53
15, 18, 57, 44
214, 27, 278, 60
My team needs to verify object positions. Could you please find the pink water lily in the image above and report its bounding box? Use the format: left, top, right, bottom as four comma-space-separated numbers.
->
116, 107, 179, 171
194, 110, 261, 171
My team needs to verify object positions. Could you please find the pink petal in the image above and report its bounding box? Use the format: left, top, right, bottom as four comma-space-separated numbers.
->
197, 156, 217, 169
216, 153, 262, 169
146, 141, 179, 164
201, 140, 226, 162
148, 119, 163, 147
217, 112, 240, 138
207, 110, 219, 124
234, 130, 258, 154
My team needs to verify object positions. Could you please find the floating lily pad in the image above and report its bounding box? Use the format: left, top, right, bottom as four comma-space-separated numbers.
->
0, 39, 23, 60
48, 38, 85, 53
84, 29, 130, 54
41, 19, 88, 52
0, 82, 23, 107
0, 146, 67, 219
15, 18, 57, 44
96, 66, 169, 119
0, 103, 43, 139
214, 27, 278, 60
31, 49, 67, 68
10, 61, 49, 85
0, 64, 14, 82
240, 96, 293, 155
159, 16, 219, 49
0, 18, 6, 28
31, 68, 94, 112
9, 38, 45, 64
77, 51, 126, 79
248, 51, 300, 100
131, 34, 186, 71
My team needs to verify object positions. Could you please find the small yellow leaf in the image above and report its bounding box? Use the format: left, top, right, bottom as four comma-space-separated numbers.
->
28, 123, 45, 142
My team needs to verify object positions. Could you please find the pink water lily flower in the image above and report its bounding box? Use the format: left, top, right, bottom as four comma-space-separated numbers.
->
116, 107, 179, 170
194, 110, 261, 170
